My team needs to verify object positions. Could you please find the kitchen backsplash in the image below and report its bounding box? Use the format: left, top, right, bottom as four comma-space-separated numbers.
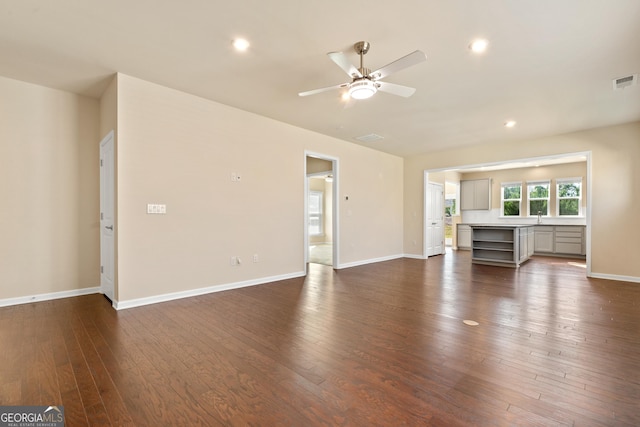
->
461, 209, 586, 225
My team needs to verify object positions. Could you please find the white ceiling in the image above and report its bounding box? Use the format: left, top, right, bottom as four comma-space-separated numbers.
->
1, 0, 639, 157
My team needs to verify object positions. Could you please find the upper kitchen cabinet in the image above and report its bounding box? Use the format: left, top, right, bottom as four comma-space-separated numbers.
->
461, 179, 491, 211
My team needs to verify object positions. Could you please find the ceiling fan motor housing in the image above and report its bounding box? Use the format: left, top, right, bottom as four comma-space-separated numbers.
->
354, 41, 370, 55
357, 67, 372, 79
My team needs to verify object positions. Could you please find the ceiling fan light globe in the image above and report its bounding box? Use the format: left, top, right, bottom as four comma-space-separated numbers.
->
349, 80, 377, 100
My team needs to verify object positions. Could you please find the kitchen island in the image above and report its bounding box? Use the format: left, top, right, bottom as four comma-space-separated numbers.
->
470, 224, 534, 268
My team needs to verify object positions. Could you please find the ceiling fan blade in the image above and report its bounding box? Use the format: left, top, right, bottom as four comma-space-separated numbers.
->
369, 50, 426, 80
328, 52, 363, 78
376, 81, 417, 98
298, 83, 348, 97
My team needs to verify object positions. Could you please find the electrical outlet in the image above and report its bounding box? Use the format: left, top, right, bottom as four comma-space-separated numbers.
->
230, 256, 237, 266
147, 203, 167, 214
253, 254, 259, 263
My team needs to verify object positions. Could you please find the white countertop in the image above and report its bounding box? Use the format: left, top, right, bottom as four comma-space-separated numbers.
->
460, 223, 585, 227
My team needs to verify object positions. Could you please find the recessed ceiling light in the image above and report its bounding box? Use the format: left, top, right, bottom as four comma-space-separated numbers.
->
469, 39, 489, 54
504, 120, 517, 128
232, 38, 250, 52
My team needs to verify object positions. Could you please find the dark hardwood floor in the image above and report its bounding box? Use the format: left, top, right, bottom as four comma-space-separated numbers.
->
2, 250, 639, 426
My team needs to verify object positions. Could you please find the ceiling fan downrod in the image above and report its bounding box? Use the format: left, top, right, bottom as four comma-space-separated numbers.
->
354, 41, 371, 77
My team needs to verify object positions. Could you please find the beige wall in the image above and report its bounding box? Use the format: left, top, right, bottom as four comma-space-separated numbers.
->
116, 74, 403, 303
0, 75, 100, 299
324, 178, 333, 243
308, 177, 332, 245
404, 121, 640, 279
461, 162, 587, 220
4, 70, 636, 305
306, 156, 333, 245
307, 157, 332, 174
100, 76, 117, 140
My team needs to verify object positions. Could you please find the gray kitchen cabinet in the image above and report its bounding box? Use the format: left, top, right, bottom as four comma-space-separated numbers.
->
471, 225, 532, 267
518, 229, 528, 263
555, 226, 584, 255
457, 224, 471, 249
534, 226, 555, 253
460, 179, 491, 211
527, 226, 535, 257
533, 225, 585, 257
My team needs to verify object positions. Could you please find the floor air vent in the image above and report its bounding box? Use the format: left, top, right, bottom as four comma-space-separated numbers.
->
613, 74, 637, 90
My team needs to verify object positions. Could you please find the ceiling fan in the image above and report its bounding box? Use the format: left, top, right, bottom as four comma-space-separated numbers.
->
298, 41, 427, 100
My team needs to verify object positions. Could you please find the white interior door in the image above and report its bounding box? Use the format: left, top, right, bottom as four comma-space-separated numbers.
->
100, 131, 115, 302
425, 182, 445, 257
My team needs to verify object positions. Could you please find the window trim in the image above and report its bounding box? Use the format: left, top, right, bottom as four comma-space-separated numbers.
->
527, 180, 551, 217
556, 177, 583, 217
500, 181, 522, 217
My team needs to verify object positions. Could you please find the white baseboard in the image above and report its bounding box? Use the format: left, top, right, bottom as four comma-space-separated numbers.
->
588, 272, 640, 284
336, 254, 404, 269
3, 267, 636, 311
114, 271, 306, 310
0, 286, 100, 308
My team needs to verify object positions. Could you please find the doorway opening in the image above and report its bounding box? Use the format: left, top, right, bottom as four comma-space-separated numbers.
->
444, 181, 460, 247
305, 152, 338, 271
422, 151, 592, 275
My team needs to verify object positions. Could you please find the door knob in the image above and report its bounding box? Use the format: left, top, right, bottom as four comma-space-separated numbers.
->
105, 225, 113, 230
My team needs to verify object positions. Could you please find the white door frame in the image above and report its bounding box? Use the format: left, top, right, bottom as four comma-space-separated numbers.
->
304, 151, 339, 273
99, 130, 116, 303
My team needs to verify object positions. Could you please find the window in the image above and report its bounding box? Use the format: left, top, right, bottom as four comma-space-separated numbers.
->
444, 182, 459, 217
501, 182, 522, 216
444, 182, 459, 246
308, 191, 323, 235
444, 197, 457, 217
557, 178, 582, 216
527, 180, 550, 216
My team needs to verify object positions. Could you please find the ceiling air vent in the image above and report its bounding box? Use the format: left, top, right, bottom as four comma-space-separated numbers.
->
613, 74, 637, 90
355, 133, 384, 143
